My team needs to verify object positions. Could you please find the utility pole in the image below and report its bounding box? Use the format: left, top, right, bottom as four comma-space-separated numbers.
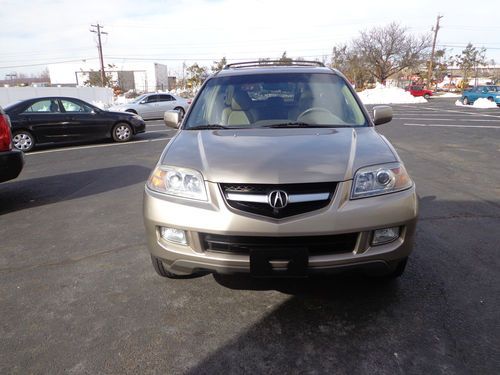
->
90, 23, 107, 87
427, 15, 443, 89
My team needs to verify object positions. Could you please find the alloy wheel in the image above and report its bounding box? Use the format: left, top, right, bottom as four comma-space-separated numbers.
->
13, 132, 33, 151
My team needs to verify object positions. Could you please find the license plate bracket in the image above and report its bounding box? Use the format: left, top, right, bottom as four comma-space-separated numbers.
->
250, 248, 308, 278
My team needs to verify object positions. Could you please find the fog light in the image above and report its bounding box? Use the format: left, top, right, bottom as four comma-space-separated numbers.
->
372, 227, 400, 245
160, 227, 187, 245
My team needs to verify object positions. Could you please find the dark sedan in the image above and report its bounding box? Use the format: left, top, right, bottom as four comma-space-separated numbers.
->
4, 96, 146, 152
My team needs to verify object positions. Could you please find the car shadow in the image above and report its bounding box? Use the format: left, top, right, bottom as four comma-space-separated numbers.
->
185, 195, 500, 373
189, 275, 409, 374
0, 165, 151, 215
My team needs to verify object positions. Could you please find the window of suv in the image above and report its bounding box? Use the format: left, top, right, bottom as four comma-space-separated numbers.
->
185, 73, 367, 128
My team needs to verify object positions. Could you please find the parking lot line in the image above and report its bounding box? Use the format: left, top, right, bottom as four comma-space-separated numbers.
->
406, 106, 500, 119
404, 123, 500, 129
395, 117, 499, 122
26, 137, 172, 155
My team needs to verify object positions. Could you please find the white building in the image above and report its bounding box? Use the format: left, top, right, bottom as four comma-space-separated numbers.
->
48, 61, 169, 92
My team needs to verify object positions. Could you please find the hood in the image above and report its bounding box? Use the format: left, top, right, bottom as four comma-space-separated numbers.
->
161, 127, 397, 184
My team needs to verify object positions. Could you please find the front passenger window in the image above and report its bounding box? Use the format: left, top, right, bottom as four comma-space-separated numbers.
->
61, 99, 89, 112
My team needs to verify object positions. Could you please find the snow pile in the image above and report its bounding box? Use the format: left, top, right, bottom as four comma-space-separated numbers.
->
455, 98, 498, 108
113, 95, 135, 105
92, 100, 107, 109
358, 86, 427, 104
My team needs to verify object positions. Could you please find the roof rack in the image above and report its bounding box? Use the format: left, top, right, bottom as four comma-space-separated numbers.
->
223, 60, 326, 69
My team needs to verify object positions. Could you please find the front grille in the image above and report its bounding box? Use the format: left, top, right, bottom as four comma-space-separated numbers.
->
201, 233, 358, 255
220, 182, 337, 218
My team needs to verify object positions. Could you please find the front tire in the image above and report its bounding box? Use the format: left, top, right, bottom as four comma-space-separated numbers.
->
112, 122, 132, 142
174, 107, 185, 118
12, 130, 35, 152
423, 93, 430, 99
383, 257, 408, 279
463, 97, 469, 105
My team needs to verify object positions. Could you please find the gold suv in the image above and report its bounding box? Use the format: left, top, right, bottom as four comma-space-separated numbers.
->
144, 61, 417, 279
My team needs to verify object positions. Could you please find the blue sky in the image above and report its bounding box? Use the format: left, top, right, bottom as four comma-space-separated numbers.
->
1, 0, 499, 79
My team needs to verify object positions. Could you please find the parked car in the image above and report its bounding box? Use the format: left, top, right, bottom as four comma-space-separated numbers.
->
0, 105, 24, 183
4, 97, 146, 152
109, 93, 191, 120
144, 60, 418, 280
461, 86, 500, 106
405, 85, 433, 99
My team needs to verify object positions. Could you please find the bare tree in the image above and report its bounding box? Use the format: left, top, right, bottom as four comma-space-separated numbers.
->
453, 43, 487, 87
211, 57, 227, 73
331, 44, 371, 88
278, 51, 293, 65
186, 63, 208, 89
353, 23, 431, 84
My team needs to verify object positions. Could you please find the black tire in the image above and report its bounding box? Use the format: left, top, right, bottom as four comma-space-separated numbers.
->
151, 255, 199, 279
112, 122, 133, 142
423, 93, 430, 99
487, 97, 494, 102
174, 107, 185, 118
463, 97, 469, 105
125, 109, 137, 114
382, 257, 408, 279
12, 130, 35, 152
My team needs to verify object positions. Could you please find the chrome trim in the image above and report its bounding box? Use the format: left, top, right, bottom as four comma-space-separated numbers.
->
225, 193, 268, 203
288, 193, 330, 203
226, 192, 329, 204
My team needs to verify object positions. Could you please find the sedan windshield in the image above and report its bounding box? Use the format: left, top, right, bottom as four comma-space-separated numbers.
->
132, 94, 148, 103
184, 73, 367, 129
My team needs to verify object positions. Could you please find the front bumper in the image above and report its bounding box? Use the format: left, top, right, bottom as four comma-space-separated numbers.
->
0, 149, 24, 183
143, 181, 418, 276
131, 118, 146, 134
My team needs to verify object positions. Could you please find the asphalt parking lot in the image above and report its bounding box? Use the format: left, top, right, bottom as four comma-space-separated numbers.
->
1, 98, 499, 374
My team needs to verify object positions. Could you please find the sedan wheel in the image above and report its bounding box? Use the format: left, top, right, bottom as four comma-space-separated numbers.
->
12, 131, 35, 152
463, 97, 469, 105
112, 123, 132, 142
175, 107, 185, 118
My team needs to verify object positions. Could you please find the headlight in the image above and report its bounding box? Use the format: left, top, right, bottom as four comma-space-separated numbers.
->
351, 162, 412, 199
147, 166, 207, 201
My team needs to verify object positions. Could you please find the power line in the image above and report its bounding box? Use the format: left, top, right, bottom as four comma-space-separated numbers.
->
0, 58, 97, 70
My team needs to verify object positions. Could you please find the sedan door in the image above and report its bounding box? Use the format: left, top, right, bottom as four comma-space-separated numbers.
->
137, 94, 159, 119
16, 99, 71, 143
157, 94, 177, 115
59, 98, 109, 140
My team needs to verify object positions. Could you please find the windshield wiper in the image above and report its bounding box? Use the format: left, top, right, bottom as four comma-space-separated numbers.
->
187, 124, 229, 130
261, 122, 319, 128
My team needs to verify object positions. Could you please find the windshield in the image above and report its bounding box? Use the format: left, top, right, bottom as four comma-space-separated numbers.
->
132, 94, 148, 103
184, 73, 367, 129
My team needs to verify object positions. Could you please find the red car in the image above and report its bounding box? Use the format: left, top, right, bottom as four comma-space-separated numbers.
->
0, 105, 24, 183
406, 85, 433, 99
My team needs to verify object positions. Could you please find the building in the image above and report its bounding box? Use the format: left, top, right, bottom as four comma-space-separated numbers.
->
48, 61, 172, 92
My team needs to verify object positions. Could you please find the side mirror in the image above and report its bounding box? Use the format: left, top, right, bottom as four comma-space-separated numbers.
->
140, 100, 147, 104
373, 105, 393, 126
164, 110, 181, 129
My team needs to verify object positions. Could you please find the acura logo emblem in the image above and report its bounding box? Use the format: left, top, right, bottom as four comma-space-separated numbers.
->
268, 190, 288, 209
